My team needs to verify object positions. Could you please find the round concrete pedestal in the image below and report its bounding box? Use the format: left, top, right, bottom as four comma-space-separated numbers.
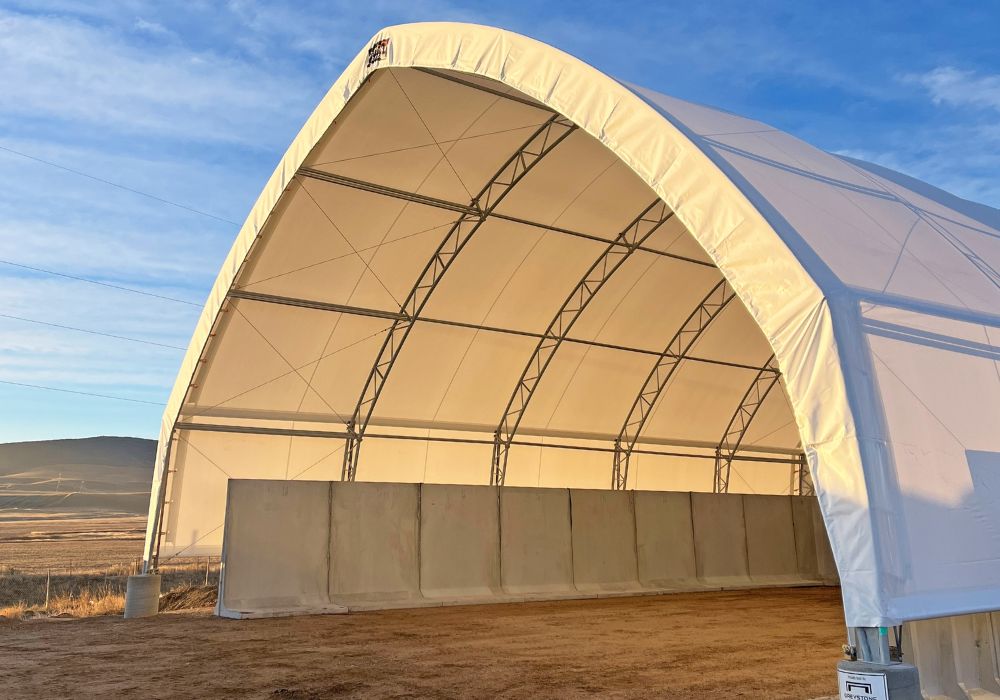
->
837, 660, 921, 699
124, 573, 161, 619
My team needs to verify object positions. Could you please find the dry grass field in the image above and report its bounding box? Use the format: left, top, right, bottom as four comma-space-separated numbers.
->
0, 512, 215, 619
1, 512, 147, 569
0, 586, 844, 699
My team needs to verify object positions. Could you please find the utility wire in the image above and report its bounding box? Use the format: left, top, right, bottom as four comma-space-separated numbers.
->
0, 379, 166, 406
0, 259, 202, 306
0, 144, 240, 226
0, 312, 186, 350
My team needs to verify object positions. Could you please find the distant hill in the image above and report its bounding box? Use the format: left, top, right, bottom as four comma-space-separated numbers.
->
0, 436, 155, 515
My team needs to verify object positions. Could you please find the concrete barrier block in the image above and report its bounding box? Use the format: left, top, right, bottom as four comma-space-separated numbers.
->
218, 479, 346, 618
906, 617, 967, 700
500, 487, 575, 595
329, 482, 421, 605
950, 613, 1000, 697
991, 613, 1000, 689
419, 484, 502, 600
634, 491, 701, 589
218, 480, 838, 617
743, 494, 803, 585
690, 492, 751, 587
790, 495, 821, 581
569, 489, 639, 593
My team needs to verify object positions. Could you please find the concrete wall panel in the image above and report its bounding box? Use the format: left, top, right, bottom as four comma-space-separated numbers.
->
743, 494, 801, 585
949, 613, 1000, 696
500, 487, 575, 595
792, 495, 839, 583
790, 495, 821, 581
905, 617, 967, 699
219, 481, 836, 617
419, 483, 502, 600
905, 612, 1000, 700
634, 491, 699, 589
329, 482, 420, 604
219, 480, 344, 617
691, 492, 751, 587
570, 489, 639, 592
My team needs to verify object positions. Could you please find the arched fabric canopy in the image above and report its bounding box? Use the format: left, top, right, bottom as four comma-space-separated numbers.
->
144, 22, 1000, 628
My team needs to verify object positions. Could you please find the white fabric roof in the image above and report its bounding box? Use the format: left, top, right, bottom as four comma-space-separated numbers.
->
144, 23, 1000, 627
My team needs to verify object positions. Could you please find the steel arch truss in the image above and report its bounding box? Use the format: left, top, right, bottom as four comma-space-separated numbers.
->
490, 199, 675, 485
791, 453, 814, 496
713, 354, 782, 493
341, 114, 576, 480
611, 279, 738, 490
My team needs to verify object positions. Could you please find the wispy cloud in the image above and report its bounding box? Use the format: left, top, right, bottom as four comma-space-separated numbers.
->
0, 9, 317, 147
911, 67, 1000, 112
848, 66, 1000, 207
0, 273, 190, 398
133, 17, 173, 38
0, 2, 465, 440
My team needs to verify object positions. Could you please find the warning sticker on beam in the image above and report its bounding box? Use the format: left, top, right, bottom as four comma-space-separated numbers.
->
838, 668, 888, 700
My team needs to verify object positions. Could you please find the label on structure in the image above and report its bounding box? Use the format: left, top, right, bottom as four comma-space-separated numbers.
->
838, 668, 888, 700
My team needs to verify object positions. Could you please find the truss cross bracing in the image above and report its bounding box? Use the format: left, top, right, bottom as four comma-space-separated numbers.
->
339, 114, 576, 481
295, 169, 713, 269
490, 200, 675, 485
611, 279, 740, 490
791, 453, 814, 496
713, 355, 783, 493
215, 65, 792, 494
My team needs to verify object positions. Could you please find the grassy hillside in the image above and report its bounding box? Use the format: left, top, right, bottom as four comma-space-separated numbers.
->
0, 436, 155, 515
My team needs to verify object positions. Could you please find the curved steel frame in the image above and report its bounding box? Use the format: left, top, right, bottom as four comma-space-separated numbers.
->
713, 354, 782, 493
610, 279, 738, 489
791, 452, 813, 496
490, 199, 675, 485
341, 114, 576, 480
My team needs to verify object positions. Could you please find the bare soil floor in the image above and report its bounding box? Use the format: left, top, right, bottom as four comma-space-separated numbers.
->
1, 586, 843, 699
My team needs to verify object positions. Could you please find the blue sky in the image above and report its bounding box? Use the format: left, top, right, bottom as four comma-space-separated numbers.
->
0, 1, 997, 443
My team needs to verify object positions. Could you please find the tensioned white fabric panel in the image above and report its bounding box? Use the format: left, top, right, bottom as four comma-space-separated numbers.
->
145, 22, 1000, 627
629, 82, 1000, 624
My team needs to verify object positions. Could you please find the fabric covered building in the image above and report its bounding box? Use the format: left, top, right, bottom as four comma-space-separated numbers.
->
144, 22, 1000, 629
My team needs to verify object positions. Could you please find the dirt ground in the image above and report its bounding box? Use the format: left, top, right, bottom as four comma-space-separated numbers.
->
0, 586, 844, 699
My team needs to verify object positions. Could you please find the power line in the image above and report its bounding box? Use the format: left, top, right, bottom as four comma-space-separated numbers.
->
0, 143, 240, 226
0, 379, 166, 406
0, 312, 187, 350
0, 259, 202, 306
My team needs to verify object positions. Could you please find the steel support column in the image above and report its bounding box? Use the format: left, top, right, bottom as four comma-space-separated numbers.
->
848, 626, 899, 664
713, 354, 782, 493
340, 114, 576, 480
490, 199, 675, 485
144, 431, 174, 573
611, 279, 738, 489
